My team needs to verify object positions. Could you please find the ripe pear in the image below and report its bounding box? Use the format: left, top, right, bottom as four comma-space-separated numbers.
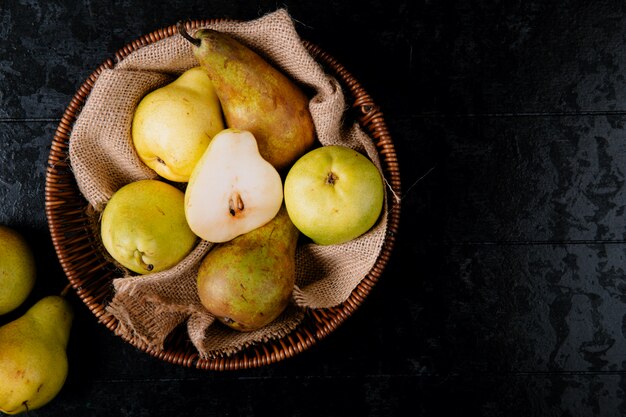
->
197, 205, 299, 331
184, 128, 283, 243
132, 66, 225, 182
0, 295, 73, 414
284, 145, 385, 245
101, 179, 197, 274
178, 23, 315, 172
0, 226, 36, 315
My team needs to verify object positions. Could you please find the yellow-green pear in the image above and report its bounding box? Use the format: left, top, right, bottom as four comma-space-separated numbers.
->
284, 145, 384, 245
197, 205, 299, 331
0, 226, 36, 315
0, 295, 73, 414
178, 23, 315, 172
185, 129, 283, 243
101, 179, 197, 274
132, 66, 225, 182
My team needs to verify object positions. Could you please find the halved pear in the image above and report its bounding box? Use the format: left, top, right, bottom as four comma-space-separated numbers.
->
184, 129, 283, 243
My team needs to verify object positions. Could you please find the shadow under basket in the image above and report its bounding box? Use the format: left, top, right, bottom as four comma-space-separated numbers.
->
44, 20, 402, 370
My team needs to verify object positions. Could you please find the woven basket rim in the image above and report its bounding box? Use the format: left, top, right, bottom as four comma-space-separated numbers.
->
44, 18, 402, 370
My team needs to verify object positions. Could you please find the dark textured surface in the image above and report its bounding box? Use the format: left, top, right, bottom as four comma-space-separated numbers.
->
1, 0, 626, 416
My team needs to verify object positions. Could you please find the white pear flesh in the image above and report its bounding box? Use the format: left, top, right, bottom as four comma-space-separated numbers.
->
184, 129, 283, 243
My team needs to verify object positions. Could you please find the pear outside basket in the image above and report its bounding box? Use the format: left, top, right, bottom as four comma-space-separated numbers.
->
44, 19, 402, 370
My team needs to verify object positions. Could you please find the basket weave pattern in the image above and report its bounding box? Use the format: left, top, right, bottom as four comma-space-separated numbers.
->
45, 19, 401, 370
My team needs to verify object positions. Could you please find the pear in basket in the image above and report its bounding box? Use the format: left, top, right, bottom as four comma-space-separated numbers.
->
101, 180, 197, 274
184, 129, 283, 243
132, 67, 224, 182
177, 22, 315, 172
196, 205, 299, 331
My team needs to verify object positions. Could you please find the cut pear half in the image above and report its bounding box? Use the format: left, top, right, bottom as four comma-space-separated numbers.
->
184, 129, 284, 243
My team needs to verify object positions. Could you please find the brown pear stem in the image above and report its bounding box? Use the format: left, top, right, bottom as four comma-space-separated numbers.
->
177, 21, 201, 47
228, 192, 245, 216
60, 283, 72, 298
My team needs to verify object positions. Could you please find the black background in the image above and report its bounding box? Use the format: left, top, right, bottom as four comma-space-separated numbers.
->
2, 1, 626, 416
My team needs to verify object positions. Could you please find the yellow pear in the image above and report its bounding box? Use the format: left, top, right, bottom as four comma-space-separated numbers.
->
0, 225, 36, 315
0, 296, 73, 414
101, 179, 197, 274
178, 23, 315, 172
132, 66, 225, 182
284, 146, 384, 245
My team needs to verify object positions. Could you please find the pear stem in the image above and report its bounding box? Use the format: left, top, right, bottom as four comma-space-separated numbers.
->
177, 21, 201, 47
60, 283, 72, 298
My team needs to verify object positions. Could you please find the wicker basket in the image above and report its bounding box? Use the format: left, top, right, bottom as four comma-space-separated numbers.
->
44, 19, 402, 370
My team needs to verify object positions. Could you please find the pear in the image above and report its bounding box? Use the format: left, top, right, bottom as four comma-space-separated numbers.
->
0, 296, 73, 414
184, 128, 283, 243
178, 23, 315, 172
197, 205, 299, 331
284, 145, 385, 245
132, 66, 225, 182
101, 179, 197, 274
0, 226, 36, 315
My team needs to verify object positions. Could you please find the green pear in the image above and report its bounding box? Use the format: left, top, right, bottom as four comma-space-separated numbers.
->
197, 205, 299, 331
0, 295, 73, 414
132, 66, 225, 182
284, 145, 384, 245
185, 128, 283, 243
178, 23, 315, 172
100, 179, 198, 274
0, 226, 36, 315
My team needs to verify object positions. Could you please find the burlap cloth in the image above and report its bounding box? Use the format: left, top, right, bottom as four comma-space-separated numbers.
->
68, 9, 388, 358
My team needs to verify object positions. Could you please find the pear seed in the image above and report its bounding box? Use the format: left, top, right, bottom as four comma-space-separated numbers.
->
228, 192, 245, 216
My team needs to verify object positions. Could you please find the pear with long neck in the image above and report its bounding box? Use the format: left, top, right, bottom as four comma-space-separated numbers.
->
0, 296, 73, 415
178, 22, 315, 172
197, 206, 299, 331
